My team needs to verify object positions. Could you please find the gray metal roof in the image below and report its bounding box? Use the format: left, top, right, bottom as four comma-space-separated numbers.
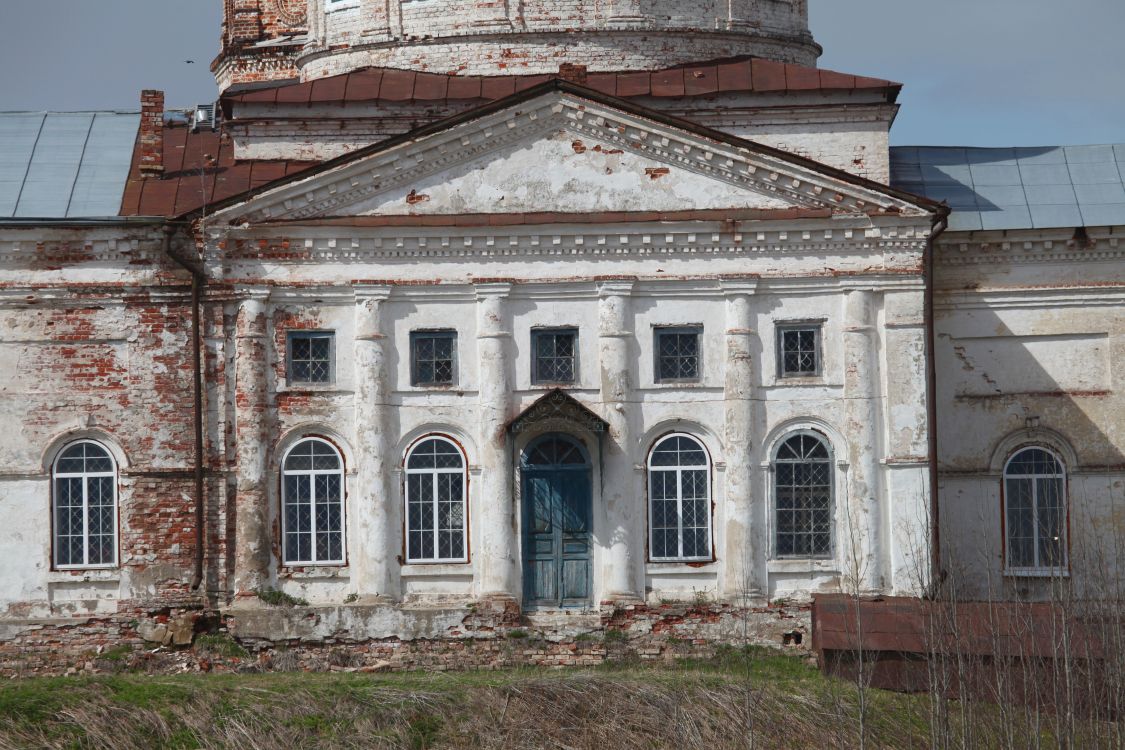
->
0, 111, 139, 219
891, 145, 1125, 232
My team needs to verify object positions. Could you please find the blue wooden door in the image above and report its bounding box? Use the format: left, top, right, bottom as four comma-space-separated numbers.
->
522, 435, 592, 608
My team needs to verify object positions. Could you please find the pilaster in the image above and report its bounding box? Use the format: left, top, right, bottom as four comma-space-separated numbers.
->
842, 289, 883, 593
720, 280, 759, 598
232, 291, 271, 599
353, 286, 395, 600
475, 283, 517, 600
598, 280, 640, 601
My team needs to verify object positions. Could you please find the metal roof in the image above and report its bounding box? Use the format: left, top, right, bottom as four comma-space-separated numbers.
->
0, 111, 139, 219
891, 145, 1125, 232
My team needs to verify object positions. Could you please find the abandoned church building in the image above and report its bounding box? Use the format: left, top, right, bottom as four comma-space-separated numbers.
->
0, 0, 1122, 672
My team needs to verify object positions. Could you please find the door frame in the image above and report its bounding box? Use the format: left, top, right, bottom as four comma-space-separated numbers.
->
518, 432, 597, 609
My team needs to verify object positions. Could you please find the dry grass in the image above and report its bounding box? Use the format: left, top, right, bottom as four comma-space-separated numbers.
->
0, 647, 1106, 749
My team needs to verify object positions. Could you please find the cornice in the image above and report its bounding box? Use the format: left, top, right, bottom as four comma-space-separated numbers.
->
935, 236, 1124, 267
0, 237, 163, 265
221, 92, 928, 225
212, 226, 929, 264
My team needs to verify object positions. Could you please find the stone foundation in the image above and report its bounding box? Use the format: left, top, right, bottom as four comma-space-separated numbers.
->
0, 599, 810, 677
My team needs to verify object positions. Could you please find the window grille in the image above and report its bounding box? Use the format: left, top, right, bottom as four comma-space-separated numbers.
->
282, 438, 345, 565
53, 441, 118, 568
405, 437, 467, 563
1004, 447, 1067, 571
778, 325, 820, 377
773, 432, 833, 558
287, 331, 334, 384
655, 327, 701, 382
532, 329, 578, 384
411, 331, 456, 386
648, 434, 711, 561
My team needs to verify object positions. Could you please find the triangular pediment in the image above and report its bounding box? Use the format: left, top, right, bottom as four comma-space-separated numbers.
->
213, 84, 937, 225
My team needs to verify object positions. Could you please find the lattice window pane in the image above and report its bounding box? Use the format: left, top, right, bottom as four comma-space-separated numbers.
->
412, 332, 456, 386
288, 332, 333, 384
774, 434, 833, 558
779, 327, 820, 377
656, 329, 701, 381
533, 331, 577, 383
405, 439, 466, 561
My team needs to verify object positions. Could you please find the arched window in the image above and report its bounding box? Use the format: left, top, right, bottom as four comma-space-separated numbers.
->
405, 437, 467, 563
53, 440, 118, 568
282, 438, 345, 565
773, 431, 833, 558
1004, 447, 1066, 571
648, 434, 711, 562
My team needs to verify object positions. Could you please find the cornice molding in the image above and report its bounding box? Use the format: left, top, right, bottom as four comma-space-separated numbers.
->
211, 227, 930, 265
936, 236, 1124, 267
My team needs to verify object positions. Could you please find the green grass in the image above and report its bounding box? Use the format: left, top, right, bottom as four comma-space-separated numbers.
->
0, 652, 1113, 749
255, 587, 309, 607
195, 633, 250, 659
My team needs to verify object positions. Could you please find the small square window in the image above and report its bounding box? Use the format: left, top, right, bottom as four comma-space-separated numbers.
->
532, 328, 578, 384
777, 325, 820, 378
655, 327, 701, 382
287, 331, 334, 384
411, 330, 457, 386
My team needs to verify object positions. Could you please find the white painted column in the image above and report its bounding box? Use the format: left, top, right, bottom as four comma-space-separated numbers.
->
843, 289, 883, 593
476, 283, 517, 600
353, 286, 396, 600
598, 280, 639, 601
721, 282, 759, 599
232, 293, 271, 599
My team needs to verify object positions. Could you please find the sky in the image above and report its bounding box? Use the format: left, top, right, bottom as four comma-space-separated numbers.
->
0, 0, 1122, 147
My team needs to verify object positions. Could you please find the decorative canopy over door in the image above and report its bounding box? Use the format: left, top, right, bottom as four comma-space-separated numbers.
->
507, 389, 609, 436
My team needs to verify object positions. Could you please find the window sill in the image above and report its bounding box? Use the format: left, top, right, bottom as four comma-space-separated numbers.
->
278, 384, 347, 394
771, 377, 827, 387
1004, 568, 1070, 579
279, 566, 349, 580
767, 559, 837, 574
646, 561, 716, 573
48, 569, 120, 583
401, 562, 472, 577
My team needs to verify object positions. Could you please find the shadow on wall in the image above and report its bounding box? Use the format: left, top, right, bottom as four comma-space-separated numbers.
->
934, 298, 1125, 602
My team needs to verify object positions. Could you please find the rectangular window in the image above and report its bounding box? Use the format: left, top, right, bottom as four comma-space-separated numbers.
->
532, 328, 578, 384
777, 324, 821, 378
655, 327, 701, 383
287, 331, 334, 385
411, 331, 457, 386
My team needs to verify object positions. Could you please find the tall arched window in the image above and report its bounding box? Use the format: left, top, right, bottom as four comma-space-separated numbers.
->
648, 434, 711, 562
282, 438, 345, 565
53, 440, 118, 568
773, 431, 833, 558
1004, 447, 1067, 571
405, 437, 468, 563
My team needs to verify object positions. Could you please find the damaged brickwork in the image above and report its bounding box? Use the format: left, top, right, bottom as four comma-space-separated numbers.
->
0, 600, 810, 677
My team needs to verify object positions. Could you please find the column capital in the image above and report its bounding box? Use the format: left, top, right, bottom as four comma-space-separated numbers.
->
474, 281, 513, 298
720, 278, 759, 296
235, 286, 271, 302
354, 284, 392, 302
596, 279, 636, 297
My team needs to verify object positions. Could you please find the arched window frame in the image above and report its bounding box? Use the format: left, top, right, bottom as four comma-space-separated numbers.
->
404, 435, 469, 564
280, 437, 346, 566
771, 429, 834, 560
1002, 446, 1068, 575
52, 439, 119, 570
646, 432, 713, 563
